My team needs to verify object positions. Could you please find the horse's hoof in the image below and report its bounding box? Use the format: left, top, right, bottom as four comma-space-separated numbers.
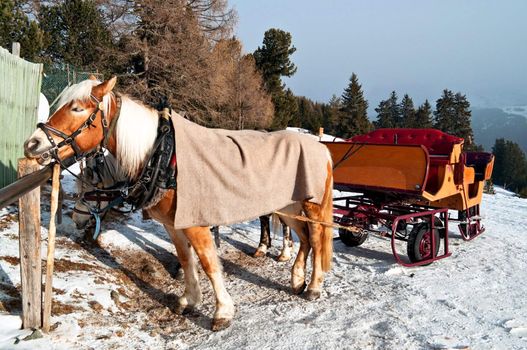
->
175, 268, 185, 281
175, 304, 194, 315
277, 253, 291, 262
292, 282, 307, 295
253, 249, 266, 258
304, 290, 321, 301
211, 318, 232, 331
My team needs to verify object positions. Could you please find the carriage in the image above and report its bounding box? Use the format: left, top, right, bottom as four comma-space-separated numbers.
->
323, 128, 495, 267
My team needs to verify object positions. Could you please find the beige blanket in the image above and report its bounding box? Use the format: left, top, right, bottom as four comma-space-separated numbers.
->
171, 113, 330, 229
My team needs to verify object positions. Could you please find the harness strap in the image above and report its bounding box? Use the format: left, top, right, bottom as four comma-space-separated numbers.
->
102, 94, 122, 149
38, 95, 103, 161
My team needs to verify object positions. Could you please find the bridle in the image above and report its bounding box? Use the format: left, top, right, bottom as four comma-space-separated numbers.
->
37, 93, 121, 164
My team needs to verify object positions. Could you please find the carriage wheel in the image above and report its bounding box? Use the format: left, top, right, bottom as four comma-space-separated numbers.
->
407, 223, 440, 264
339, 228, 368, 247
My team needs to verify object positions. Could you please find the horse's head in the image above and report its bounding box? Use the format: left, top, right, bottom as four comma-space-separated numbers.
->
24, 76, 117, 164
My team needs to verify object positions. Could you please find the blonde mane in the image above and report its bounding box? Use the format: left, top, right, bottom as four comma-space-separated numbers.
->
115, 96, 159, 178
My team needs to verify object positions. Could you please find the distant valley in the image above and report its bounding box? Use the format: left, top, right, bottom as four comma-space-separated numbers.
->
472, 106, 527, 153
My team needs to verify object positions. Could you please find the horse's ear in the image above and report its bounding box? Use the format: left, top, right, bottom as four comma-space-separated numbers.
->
88, 75, 97, 81
93, 76, 117, 97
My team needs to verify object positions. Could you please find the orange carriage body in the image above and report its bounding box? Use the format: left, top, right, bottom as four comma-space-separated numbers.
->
324, 128, 494, 211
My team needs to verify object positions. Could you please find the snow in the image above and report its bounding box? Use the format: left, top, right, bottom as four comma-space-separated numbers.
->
286, 127, 345, 142
502, 105, 527, 119
1, 173, 526, 349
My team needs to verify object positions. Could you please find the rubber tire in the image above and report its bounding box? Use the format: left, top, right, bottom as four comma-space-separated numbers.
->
339, 228, 368, 247
407, 223, 440, 264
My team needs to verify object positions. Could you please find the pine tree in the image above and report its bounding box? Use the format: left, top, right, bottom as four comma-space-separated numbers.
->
400, 94, 416, 128
434, 89, 475, 146
270, 88, 298, 130
0, 0, 46, 61
253, 28, 298, 130
414, 100, 433, 128
453, 92, 474, 147
374, 91, 400, 128
492, 138, 527, 193
293, 96, 324, 133
39, 0, 112, 68
374, 99, 392, 129
434, 89, 456, 133
322, 95, 342, 135
336, 73, 370, 138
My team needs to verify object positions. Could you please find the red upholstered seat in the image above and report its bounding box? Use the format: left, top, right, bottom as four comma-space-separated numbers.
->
464, 152, 494, 181
350, 129, 464, 155
349, 129, 464, 194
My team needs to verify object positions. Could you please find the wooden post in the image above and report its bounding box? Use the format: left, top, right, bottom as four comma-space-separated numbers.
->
18, 158, 41, 329
12, 42, 20, 57
43, 164, 61, 332
56, 184, 63, 225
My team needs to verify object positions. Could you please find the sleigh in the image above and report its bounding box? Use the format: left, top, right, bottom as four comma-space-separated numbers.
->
323, 128, 494, 267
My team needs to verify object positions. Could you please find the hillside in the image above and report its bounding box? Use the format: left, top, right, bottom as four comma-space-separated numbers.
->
472, 107, 527, 153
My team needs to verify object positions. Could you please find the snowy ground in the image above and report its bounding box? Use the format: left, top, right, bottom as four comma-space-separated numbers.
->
0, 171, 526, 349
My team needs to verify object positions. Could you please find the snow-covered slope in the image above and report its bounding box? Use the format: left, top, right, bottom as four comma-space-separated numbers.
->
0, 175, 526, 349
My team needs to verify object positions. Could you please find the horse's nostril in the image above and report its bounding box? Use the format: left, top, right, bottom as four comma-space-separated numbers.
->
29, 139, 40, 151
25, 139, 40, 152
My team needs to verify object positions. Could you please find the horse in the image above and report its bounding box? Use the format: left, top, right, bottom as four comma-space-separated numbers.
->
72, 155, 293, 260
23, 77, 334, 331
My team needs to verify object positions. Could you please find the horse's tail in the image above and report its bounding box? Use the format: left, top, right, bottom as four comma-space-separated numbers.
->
321, 159, 334, 272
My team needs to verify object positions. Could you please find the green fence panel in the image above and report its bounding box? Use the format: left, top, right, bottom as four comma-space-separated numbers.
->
0, 46, 43, 188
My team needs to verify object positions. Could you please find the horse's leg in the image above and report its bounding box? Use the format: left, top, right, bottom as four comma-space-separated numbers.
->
302, 164, 334, 300
277, 219, 293, 262
278, 204, 311, 294
254, 215, 271, 257
183, 226, 235, 331
303, 203, 325, 300
164, 225, 201, 313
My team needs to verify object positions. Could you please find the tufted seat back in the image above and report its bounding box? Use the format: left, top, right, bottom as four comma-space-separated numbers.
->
350, 128, 463, 155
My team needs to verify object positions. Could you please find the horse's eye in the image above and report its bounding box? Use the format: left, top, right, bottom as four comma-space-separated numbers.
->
72, 107, 84, 113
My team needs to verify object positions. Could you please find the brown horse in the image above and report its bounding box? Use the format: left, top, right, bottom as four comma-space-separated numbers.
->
24, 77, 334, 331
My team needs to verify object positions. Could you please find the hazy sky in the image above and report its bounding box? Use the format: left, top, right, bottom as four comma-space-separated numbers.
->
231, 0, 527, 110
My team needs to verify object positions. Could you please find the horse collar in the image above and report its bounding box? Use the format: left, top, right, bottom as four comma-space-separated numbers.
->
125, 108, 177, 210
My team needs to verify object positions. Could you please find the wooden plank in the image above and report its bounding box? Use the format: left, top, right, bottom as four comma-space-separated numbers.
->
43, 164, 60, 332
18, 158, 42, 329
0, 46, 43, 188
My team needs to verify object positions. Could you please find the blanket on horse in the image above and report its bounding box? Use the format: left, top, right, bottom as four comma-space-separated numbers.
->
171, 113, 330, 229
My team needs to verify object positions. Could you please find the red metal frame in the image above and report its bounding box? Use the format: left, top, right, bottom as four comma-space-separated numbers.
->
390, 208, 451, 267
455, 204, 485, 241
333, 195, 452, 267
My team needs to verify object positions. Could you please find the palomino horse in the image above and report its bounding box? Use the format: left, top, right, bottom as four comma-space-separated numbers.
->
24, 77, 334, 331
